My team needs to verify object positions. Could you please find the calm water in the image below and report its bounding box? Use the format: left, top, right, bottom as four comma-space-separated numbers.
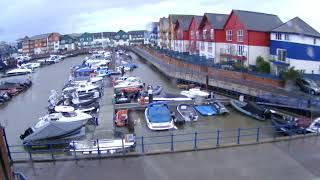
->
0, 52, 272, 147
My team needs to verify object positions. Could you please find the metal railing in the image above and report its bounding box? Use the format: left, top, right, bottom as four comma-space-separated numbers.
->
7, 125, 318, 162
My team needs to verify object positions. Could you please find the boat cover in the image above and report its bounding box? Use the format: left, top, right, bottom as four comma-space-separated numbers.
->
148, 103, 171, 123
194, 105, 217, 116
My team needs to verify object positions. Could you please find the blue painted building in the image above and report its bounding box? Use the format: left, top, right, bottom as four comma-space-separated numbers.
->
270, 17, 320, 75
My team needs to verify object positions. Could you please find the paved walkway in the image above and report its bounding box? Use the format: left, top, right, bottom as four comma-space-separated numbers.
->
13, 136, 320, 180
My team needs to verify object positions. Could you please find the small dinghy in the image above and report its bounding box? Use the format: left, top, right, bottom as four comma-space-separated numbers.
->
211, 101, 229, 115
141, 85, 163, 97
69, 134, 136, 154
230, 100, 268, 121
194, 105, 217, 116
177, 104, 198, 121
115, 110, 128, 127
145, 102, 174, 130
180, 88, 209, 99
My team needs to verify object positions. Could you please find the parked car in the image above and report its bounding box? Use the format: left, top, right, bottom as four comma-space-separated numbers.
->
296, 78, 320, 95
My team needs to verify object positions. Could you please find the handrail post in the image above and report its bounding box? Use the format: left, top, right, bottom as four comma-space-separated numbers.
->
122, 136, 125, 156
72, 141, 77, 160
28, 148, 33, 161
216, 130, 220, 147
194, 132, 198, 150
97, 139, 100, 159
237, 128, 241, 144
256, 127, 260, 143
49, 144, 54, 161
171, 134, 174, 152
141, 136, 144, 154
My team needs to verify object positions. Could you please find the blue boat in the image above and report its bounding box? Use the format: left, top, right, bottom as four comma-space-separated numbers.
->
144, 102, 174, 130
194, 105, 217, 116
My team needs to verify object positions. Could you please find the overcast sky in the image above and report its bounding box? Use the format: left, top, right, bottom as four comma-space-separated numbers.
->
1, 0, 320, 42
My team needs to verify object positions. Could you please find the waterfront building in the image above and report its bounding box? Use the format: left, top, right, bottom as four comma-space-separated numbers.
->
168, 14, 194, 50
220, 10, 282, 67
188, 16, 203, 55
128, 30, 147, 45
148, 22, 160, 47
59, 34, 77, 51
173, 16, 194, 52
159, 17, 169, 49
78, 32, 93, 49
198, 13, 228, 63
270, 17, 320, 75
113, 30, 130, 46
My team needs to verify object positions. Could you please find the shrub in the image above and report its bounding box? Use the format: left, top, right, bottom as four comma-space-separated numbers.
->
256, 56, 270, 73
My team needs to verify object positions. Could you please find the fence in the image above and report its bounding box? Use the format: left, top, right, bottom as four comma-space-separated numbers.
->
7, 125, 318, 163
131, 47, 320, 111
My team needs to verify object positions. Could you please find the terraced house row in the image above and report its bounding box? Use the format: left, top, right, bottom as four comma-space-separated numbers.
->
158, 10, 320, 75
18, 30, 148, 55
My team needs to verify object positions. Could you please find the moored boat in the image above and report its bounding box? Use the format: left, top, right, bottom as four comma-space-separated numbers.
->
230, 99, 268, 121
115, 109, 128, 127
177, 104, 198, 121
145, 102, 174, 130
194, 104, 217, 116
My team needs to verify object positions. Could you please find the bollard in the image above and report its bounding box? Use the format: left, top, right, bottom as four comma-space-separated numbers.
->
216, 130, 220, 147
256, 127, 260, 143
171, 134, 174, 152
141, 136, 144, 154
194, 132, 198, 150
95, 117, 99, 126
237, 128, 241, 144
97, 139, 100, 158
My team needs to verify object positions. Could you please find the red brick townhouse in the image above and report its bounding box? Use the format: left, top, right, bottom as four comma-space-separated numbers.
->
188, 16, 203, 55
198, 13, 228, 62
173, 15, 194, 52
220, 10, 283, 66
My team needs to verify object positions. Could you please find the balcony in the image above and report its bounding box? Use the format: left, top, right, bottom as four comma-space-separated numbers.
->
220, 48, 247, 61
269, 55, 290, 66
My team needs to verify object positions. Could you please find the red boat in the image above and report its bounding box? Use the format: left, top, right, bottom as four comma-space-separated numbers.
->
115, 109, 128, 127
121, 87, 142, 94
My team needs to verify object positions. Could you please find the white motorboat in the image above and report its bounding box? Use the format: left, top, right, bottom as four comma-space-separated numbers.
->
177, 104, 198, 121
115, 76, 128, 84
180, 88, 209, 99
21, 62, 41, 69
86, 59, 110, 66
114, 77, 144, 89
69, 134, 136, 154
20, 106, 92, 143
64, 81, 100, 94
144, 102, 174, 130
307, 118, 320, 133
6, 67, 33, 76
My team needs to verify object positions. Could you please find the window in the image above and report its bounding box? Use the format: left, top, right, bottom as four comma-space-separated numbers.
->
80, 38, 84, 42
210, 29, 214, 40
314, 38, 317, 45
226, 30, 232, 41
237, 45, 244, 56
276, 33, 282, 40
208, 43, 213, 52
237, 30, 244, 42
196, 31, 199, 39
285, 34, 289, 41
190, 31, 194, 39
61, 40, 65, 44
203, 29, 207, 40
277, 49, 287, 61
201, 42, 205, 51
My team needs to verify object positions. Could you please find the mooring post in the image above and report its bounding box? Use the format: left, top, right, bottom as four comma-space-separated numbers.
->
171, 134, 174, 152
256, 127, 260, 143
237, 128, 241, 144
216, 130, 220, 147
141, 136, 144, 154
194, 132, 198, 150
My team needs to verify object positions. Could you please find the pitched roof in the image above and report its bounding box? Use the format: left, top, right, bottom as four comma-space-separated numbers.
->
102, 32, 116, 38
128, 30, 147, 35
169, 14, 194, 24
193, 16, 203, 26
271, 17, 320, 38
176, 16, 194, 31
29, 33, 50, 40
231, 10, 283, 31
68, 33, 82, 38
204, 13, 228, 29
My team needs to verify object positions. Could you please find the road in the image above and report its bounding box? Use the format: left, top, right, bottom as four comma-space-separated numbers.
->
13, 136, 320, 180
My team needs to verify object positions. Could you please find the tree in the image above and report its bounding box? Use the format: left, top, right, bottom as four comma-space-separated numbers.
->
281, 67, 301, 81
256, 56, 270, 73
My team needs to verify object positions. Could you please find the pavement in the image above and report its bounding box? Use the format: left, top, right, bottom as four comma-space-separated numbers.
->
13, 136, 320, 180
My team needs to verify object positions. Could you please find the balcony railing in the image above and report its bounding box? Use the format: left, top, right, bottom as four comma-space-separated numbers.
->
269, 55, 290, 66
220, 48, 247, 61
